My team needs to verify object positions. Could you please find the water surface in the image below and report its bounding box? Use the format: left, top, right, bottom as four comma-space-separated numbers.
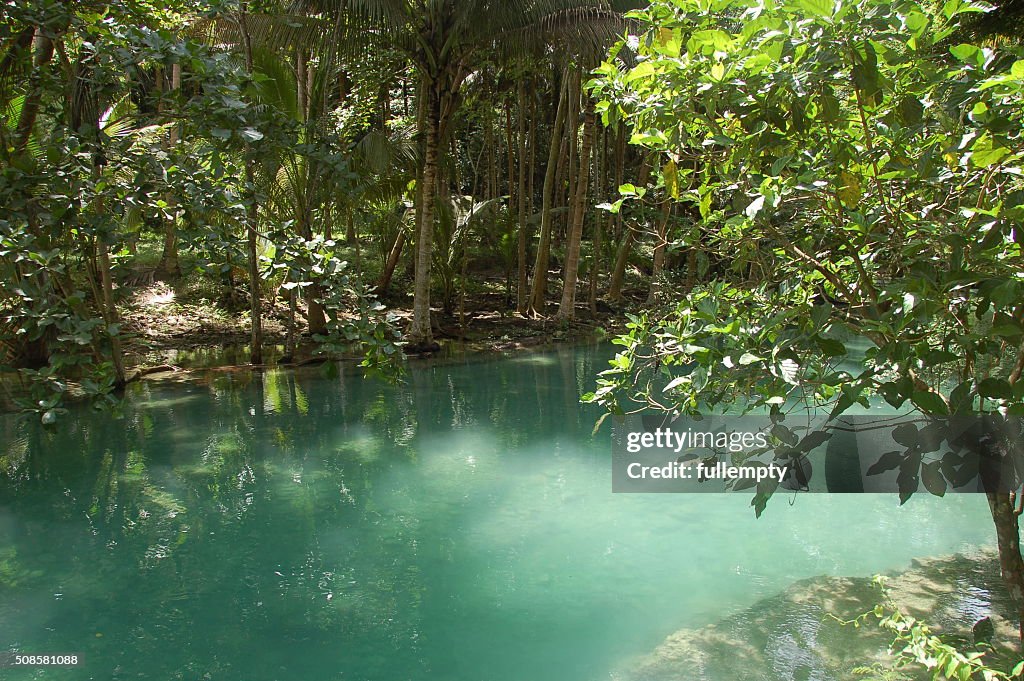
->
0, 344, 995, 680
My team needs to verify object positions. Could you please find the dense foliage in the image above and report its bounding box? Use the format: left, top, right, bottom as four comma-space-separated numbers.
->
2, 1, 663, 417
587, 0, 1024, 644
5, 0, 1024, 667
590, 0, 1023, 421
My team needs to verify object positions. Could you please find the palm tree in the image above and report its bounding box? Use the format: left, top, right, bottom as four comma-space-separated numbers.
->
303, 0, 624, 350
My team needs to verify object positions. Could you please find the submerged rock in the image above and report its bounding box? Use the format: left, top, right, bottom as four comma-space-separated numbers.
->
619, 550, 1016, 681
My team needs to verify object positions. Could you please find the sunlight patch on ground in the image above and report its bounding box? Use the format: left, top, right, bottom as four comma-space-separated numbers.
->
144, 287, 176, 306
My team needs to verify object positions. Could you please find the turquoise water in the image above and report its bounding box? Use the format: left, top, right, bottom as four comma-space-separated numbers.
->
0, 344, 995, 681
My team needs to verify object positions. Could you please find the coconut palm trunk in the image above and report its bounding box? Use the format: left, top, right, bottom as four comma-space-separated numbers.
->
555, 96, 595, 321
516, 79, 529, 313
238, 7, 262, 365
529, 70, 571, 314
588, 126, 608, 314
157, 64, 182, 279
309, 0, 622, 340
407, 84, 441, 349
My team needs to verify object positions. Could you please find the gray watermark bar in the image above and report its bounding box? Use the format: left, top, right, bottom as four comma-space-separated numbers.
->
612, 413, 1024, 494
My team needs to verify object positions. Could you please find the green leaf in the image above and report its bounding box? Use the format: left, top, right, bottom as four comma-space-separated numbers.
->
663, 160, 680, 200
921, 461, 947, 496
866, 450, 903, 476
772, 423, 799, 446
792, 0, 833, 19
687, 30, 734, 53
892, 422, 920, 447
905, 11, 928, 33
663, 376, 688, 392
654, 27, 682, 57
911, 390, 949, 414
626, 61, 656, 82
950, 43, 980, 62
797, 430, 831, 453
775, 358, 800, 385
971, 133, 1010, 168
898, 96, 924, 125
816, 337, 846, 357
978, 377, 1012, 399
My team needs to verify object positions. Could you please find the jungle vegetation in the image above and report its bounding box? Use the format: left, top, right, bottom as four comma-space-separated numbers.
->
585, 0, 1024, 655
4, 0, 1024, 665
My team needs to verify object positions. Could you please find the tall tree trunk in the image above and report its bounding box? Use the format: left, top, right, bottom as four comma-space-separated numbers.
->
345, 210, 356, 243
685, 245, 699, 292
158, 220, 179, 277
563, 73, 580, 252
351, 208, 362, 273
239, 8, 262, 365
97, 240, 126, 387
245, 165, 262, 365
504, 97, 517, 309
376, 231, 405, 295
987, 492, 1024, 645
92, 165, 126, 386
296, 48, 325, 337
299, 212, 326, 336
612, 124, 626, 243
528, 86, 537, 220
14, 32, 54, 152
0, 27, 35, 86
608, 231, 633, 303
555, 97, 595, 322
285, 288, 297, 357
157, 63, 181, 279
647, 199, 671, 304
485, 110, 495, 200
296, 47, 308, 123
305, 284, 325, 335
516, 80, 529, 313
408, 84, 440, 349
589, 126, 608, 315
528, 70, 570, 315
608, 154, 653, 302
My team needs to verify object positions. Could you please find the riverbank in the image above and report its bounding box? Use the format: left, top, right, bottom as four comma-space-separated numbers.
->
119, 276, 633, 372
616, 550, 1016, 681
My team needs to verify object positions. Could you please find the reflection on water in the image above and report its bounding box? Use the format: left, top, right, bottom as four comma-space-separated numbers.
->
0, 343, 996, 681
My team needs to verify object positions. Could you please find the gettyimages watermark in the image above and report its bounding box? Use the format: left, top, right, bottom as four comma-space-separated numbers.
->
612, 413, 1024, 494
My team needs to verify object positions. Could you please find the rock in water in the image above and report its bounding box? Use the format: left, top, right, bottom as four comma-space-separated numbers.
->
973, 616, 994, 645
616, 551, 1015, 681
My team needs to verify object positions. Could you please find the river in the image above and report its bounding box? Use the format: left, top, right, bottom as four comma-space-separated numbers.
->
0, 343, 995, 680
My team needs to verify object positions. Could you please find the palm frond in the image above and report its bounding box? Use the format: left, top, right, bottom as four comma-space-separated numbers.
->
353, 123, 417, 173
495, 5, 628, 63
188, 13, 330, 57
